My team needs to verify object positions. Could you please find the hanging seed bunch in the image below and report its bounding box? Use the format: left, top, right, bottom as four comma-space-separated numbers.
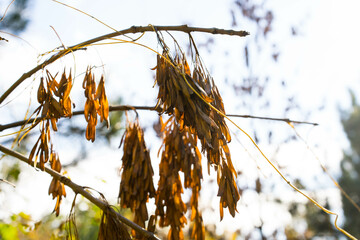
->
29, 69, 73, 170
98, 207, 131, 240
154, 44, 231, 166
217, 160, 240, 220
193, 65, 240, 220
118, 115, 155, 238
48, 150, 66, 216
155, 115, 204, 240
28, 69, 71, 216
82, 67, 109, 142
154, 35, 240, 220
36, 69, 73, 130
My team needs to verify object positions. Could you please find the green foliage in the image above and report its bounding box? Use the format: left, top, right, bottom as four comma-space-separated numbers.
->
0, 222, 18, 240
304, 200, 336, 238
0, 200, 117, 240
0, 162, 21, 188
339, 102, 360, 237
70, 202, 102, 240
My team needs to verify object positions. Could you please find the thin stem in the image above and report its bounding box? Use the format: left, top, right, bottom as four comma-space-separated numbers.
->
0, 144, 160, 240
0, 25, 249, 105
0, 105, 157, 132
0, 178, 16, 187
0, 104, 318, 132
290, 123, 360, 214
0, 0, 15, 22
227, 114, 319, 126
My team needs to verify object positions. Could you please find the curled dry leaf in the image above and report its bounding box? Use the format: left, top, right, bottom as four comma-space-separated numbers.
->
83, 68, 109, 142
118, 116, 155, 239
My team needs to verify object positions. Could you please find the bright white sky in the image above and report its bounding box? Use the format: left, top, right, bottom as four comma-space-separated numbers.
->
1, 0, 360, 238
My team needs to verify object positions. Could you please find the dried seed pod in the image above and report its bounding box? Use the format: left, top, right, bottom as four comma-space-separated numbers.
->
95, 76, 109, 127
37, 78, 47, 104
48, 150, 66, 217
217, 162, 240, 220
29, 121, 52, 170
58, 69, 73, 117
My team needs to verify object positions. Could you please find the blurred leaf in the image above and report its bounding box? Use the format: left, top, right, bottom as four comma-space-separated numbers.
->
0, 222, 19, 240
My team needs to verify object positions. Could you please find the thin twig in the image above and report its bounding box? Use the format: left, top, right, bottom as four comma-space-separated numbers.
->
0, 105, 318, 132
290, 123, 360, 214
0, 104, 318, 132
0, 25, 249, 105
0, 144, 160, 240
0, 178, 16, 187
0, 0, 15, 22
227, 114, 319, 126
0, 105, 158, 132
50, 26, 66, 49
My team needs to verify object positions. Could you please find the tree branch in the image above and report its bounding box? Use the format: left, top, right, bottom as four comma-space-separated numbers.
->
0, 144, 160, 240
0, 105, 158, 132
0, 25, 249, 105
226, 114, 319, 126
0, 104, 318, 132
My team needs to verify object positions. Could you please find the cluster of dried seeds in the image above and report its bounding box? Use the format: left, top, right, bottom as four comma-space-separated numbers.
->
83, 67, 109, 142
28, 69, 75, 217
25, 32, 242, 238
154, 47, 240, 222
35, 69, 73, 130
118, 116, 155, 239
30, 69, 74, 169
155, 116, 204, 240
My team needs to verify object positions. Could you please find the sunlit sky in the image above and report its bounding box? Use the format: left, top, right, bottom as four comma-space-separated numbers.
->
1, 0, 360, 237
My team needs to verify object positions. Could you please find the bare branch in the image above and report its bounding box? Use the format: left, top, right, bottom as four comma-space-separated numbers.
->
227, 114, 319, 126
0, 105, 318, 132
0, 0, 15, 22
0, 105, 158, 132
0, 144, 160, 240
0, 25, 249, 105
